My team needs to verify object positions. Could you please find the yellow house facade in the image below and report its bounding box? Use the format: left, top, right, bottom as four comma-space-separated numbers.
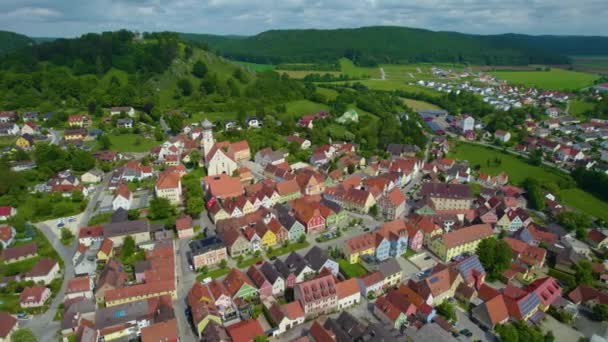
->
428, 224, 493, 262
196, 313, 222, 337
260, 230, 277, 248
15, 136, 33, 149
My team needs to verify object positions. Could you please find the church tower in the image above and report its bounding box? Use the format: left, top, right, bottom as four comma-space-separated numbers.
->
201, 118, 215, 157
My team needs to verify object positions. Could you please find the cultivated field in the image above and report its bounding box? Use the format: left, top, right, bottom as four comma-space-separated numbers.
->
449, 142, 608, 221
489, 68, 599, 90
401, 98, 441, 110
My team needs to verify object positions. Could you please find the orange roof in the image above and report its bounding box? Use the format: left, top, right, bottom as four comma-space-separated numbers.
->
225, 319, 264, 342
345, 232, 376, 254
282, 301, 305, 320
175, 215, 193, 231
385, 187, 406, 206
440, 224, 493, 248
336, 278, 360, 299
141, 319, 178, 342
230, 140, 250, 153
66, 276, 91, 294
98, 238, 113, 256
359, 271, 383, 287
484, 294, 509, 325
309, 320, 335, 342
0, 225, 14, 243
115, 183, 131, 200
204, 174, 244, 199
276, 179, 300, 195
223, 269, 254, 297
156, 172, 180, 189
104, 280, 175, 302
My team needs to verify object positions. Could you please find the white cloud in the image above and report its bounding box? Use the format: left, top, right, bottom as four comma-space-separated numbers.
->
0, 0, 605, 37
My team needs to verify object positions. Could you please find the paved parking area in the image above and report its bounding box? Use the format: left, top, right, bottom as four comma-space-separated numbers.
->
396, 256, 421, 280
409, 251, 438, 270
455, 309, 495, 342
541, 315, 584, 342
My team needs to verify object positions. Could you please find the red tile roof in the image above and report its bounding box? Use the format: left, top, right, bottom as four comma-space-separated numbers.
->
104, 280, 175, 303
141, 318, 179, 342
175, 215, 193, 231
225, 319, 264, 342
440, 224, 492, 248
66, 276, 91, 294
336, 278, 360, 300
2, 242, 38, 260
78, 226, 104, 239
19, 286, 48, 305
223, 269, 255, 298
0, 311, 16, 338
483, 294, 509, 326
359, 271, 383, 287
156, 172, 180, 189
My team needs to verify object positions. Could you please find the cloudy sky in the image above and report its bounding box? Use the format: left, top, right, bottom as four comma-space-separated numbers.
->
1, 0, 607, 37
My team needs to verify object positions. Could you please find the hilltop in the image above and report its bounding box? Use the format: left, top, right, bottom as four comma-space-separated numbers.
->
180, 26, 583, 66
0, 30, 301, 113
0, 30, 34, 55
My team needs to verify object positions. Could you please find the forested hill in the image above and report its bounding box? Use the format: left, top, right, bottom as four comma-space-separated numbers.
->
0, 30, 311, 116
180, 26, 573, 66
497, 34, 608, 56
0, 30, 34, 55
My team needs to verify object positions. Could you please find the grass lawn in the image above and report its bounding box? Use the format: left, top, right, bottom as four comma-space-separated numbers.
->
401, 250, 417, 259
557, 188, 608, 222
316, 87, 339, 100
107, 134, 157, 152
330, 79, 441, 97
0, 294, 21, 313
402, 98, 441, 110
569, 99, 595, 117
338, 259, 368, 279
232, 61, 275, 72
237, 256, 263, 269
196, 267, 230, 281
489, 68, 599, 90
282, 100, 330, 120
276, 70, 342, 79
0, 136, 16, 148
339, 58, 380, 79
88, 212, 112, 225
266, 242, 310, 258
449, 141, 608, 221
448, 141, 566, 185
189, 111, 235, 123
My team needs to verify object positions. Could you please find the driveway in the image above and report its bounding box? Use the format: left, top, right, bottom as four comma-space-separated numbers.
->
24, 221, 77, 341
541, 315, 584, 342
409, 251, 438, 271
455, 309, 496, 342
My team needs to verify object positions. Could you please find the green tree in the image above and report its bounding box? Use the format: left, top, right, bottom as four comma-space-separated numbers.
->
523, 177, 545, 210
219, 259, 227, 269
165, 114, 184, 134
177, 78, 193, 96
121, 236, 136, 261
496, 323, 519, 342
149, 197, 174, 220
593, 304, 608, 321
575, 260, 594, 286
476, 237, 512, 280
192, 60, 208, 78
436, 300, 457, 322
186, 197, 204, 216
369, 205, 378, 217
97, 134, 112, 150
60, 228, 75, 246
11, 328, 38, 342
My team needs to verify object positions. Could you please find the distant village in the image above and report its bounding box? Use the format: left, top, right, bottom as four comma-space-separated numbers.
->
0, 83, 607, 342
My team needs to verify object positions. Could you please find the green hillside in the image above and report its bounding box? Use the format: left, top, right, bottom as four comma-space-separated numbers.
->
180, 26, 570, 66
0, 30, 34, 55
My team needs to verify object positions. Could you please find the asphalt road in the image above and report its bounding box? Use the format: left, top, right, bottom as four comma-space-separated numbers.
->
21, 172, 109, 340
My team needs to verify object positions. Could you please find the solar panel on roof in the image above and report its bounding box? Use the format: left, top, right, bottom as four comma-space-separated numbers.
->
519, 292, 541, 316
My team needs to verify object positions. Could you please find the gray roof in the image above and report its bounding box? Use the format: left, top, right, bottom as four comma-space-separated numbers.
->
304, 246, 330, 271
378, 259, 402, 278
408, 322, 458, 342
260, 262, 282, 283
189, 236, 225, 256
326, 311, 397, 342
420, 182, 472, 199
103, 219, 149, 238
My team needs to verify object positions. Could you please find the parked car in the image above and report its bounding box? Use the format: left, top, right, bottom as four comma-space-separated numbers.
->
459, 329, 472, 337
